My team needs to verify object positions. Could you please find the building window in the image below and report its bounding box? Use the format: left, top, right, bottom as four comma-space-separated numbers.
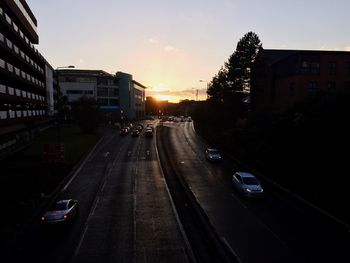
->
345, 82, 350, 94
97, 87, 108, 96
328, 61, 336, 75
66, 90, 83, 94
327, 81, 336, 93
310, 62, 320, 74
308, 81, 319, 93
97, 98, 108, 105
301, 61, 310, 73
109, 99, 119, 106
109, 88, 119, 96
346, 62, 350, 74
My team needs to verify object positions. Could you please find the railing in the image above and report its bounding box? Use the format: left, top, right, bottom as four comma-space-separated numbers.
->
0, 82, 45, 101
0, 31, 44, 75
0, 109, 47, 120
0, 8, 45, 67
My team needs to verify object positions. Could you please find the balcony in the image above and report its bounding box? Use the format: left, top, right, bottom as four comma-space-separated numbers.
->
0, 31, 44, 77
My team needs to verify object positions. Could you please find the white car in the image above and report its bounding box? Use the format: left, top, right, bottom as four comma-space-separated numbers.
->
232, 172, 263, 197
205, 148, 222, 162
41, 199, 78, 225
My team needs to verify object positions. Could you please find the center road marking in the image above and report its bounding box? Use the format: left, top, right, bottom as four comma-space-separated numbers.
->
74, 196, 100, 256
221, 237, 243, 263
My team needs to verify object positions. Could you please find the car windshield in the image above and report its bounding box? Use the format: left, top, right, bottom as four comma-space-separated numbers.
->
52, 202, 67, 210
209, 150, 219, 155
242, 177, 259, 185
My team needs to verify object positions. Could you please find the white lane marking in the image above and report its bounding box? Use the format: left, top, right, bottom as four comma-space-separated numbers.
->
90, 197, 100, 217
74, 196, 100, 256
101, 179, 107, 192
146, 150, 150, 156
74, 225, 89, 256
61, 137, 104, 192
221, 237, 243, 263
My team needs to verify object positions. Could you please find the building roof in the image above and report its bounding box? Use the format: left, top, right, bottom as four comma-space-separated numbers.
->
132, 80, 147, 89
263, 49, 350, 65
56, 69, 114, 78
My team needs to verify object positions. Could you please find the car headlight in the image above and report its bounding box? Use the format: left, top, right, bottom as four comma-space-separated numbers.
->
245, 188, 252, 192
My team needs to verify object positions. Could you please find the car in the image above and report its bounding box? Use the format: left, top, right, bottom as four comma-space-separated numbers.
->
205, 148, 222, 162
145, 128, 153, 138
131, 129, 140, 137
41, 199, 78, 225
232, 172, 264, 197
119, 127, 129, 135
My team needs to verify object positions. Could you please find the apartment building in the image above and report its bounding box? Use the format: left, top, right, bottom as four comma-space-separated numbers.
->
252, 49, 350, 109
0, 0, 54, 157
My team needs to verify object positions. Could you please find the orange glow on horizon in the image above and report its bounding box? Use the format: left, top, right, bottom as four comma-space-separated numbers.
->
154, 94, 179, 103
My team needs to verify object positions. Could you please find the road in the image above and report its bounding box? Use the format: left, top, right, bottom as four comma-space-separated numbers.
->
4, 119, 350, 263
6, 123, 191, 263
160, 119, 350, 263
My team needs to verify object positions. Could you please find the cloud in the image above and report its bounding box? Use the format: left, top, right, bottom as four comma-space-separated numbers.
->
147, 38, 159, 44
164, 45, 179, 52
146, 88, 207, 101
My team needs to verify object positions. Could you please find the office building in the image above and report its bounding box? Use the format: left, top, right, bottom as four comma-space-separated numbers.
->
59, 70, 146, 121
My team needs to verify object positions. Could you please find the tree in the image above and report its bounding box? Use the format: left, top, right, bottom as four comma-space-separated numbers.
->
207, 66, 227, 102
225, 31, 262, 93
207, 32, 262, 104
71, 96, 100, 133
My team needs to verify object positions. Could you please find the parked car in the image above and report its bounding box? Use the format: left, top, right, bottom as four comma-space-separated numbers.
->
232, 172, 264, 197
41, 199, 78, 225
205, 148, 222, 162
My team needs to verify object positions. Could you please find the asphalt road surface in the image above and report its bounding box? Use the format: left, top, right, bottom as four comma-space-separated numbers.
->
6, 123, 191, 263
160, 120, 350, 263
4, 119, 350, 263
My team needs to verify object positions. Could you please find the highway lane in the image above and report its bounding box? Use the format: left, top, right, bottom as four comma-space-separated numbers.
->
6, 124, 191, 263
7, 128, 124, 263
161, 120, 350, 263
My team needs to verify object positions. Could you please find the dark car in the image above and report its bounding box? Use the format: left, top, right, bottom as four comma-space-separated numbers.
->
41, 199, 78, 225
232, 172, 264, 197
145, 128, 153, 138
205, 148, 222, 162
120, 127, 129, 136
132, 129, 140, 137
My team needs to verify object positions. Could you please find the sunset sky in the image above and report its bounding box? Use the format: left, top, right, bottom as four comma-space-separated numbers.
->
27, 0, 350, 102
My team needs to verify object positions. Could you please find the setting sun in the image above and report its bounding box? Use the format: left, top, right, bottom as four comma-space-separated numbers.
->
154, 94, 177, 102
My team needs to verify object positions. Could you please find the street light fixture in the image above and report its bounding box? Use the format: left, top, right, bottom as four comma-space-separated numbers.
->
199, 80, 209, 100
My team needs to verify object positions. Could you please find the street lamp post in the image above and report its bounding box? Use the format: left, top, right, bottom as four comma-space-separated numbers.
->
199, 80, 208, 100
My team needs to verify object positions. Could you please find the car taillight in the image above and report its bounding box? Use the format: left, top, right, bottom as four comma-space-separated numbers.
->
41, 216, 45, 221
63, 214, 68, 220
